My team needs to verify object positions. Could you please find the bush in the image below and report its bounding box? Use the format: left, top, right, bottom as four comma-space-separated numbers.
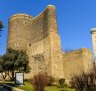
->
58, 78, 65, 91
47, 76, 54, 86
70, 72, 96, 91
33, 73, 49, 91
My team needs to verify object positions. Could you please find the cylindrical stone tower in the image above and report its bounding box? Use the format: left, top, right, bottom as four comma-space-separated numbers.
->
7, 14, 33, 50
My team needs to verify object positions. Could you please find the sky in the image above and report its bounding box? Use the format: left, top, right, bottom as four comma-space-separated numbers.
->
0, 0, 96, 55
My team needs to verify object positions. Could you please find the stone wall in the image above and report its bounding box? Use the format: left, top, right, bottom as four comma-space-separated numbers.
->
26, 35, 51, 78
63, 48, 93, 83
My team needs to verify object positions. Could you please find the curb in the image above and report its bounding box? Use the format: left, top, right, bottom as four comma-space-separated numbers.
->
3, 84, 24, 91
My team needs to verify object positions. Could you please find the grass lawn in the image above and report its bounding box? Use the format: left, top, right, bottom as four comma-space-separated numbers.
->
18, 82, 33, 91
4, 81, 76, 91
45, 86, 75, 91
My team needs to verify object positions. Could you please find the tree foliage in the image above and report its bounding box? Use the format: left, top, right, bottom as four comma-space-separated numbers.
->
0, 48, 30, 80
0, 56, 4, 72
0, 21, 4, 36
58, 78, 65, 91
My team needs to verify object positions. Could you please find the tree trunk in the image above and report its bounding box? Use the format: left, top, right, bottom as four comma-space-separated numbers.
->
11, 71, 14, 81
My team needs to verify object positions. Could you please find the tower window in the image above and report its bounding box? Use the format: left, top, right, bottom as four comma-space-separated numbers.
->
29, 43, 31, 47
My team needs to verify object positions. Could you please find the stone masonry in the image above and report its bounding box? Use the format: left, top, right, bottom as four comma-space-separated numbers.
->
63, 48, 93, 83
7, 5, 93, 82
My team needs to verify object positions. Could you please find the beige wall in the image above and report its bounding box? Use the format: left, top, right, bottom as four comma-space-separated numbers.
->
63, 48, 93, 83
26, 35, 51, 79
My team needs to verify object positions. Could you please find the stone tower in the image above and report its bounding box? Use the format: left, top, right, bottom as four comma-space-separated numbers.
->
7, 5, 64, 79
7, 5, 93, 82
8, 14, 33, 50
91, 28, 96, 57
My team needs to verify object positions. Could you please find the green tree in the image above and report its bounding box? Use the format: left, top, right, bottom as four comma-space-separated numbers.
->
0, 21, 4, 36
0, 56, 3, 72
2, 48, 30, 80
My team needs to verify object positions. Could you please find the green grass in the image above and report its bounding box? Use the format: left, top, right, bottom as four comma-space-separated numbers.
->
4, 81, 76, 91
4, 81, 15, 86
45, 86, 75, 91
18, 82, 33, 91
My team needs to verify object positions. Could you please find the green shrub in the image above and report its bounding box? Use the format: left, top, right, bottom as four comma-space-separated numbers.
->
58, 78, 65, 91
47, 76, 54, 86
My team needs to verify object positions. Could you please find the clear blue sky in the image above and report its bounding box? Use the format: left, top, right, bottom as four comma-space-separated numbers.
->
0, 0, 96, 55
